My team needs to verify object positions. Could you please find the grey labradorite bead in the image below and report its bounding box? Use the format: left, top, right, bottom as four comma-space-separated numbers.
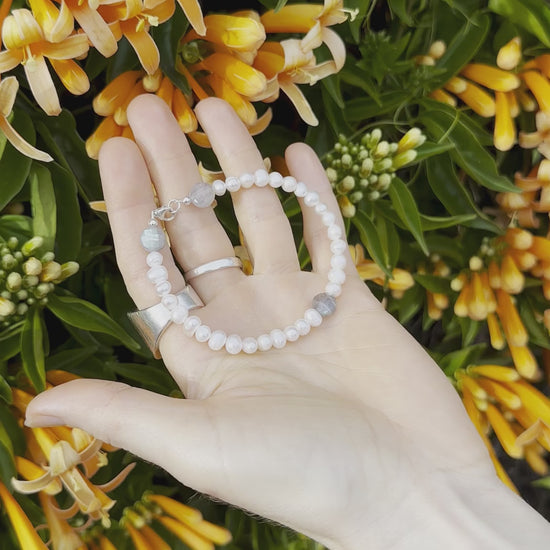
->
189, 182, 215, 208
141, 225, 165, 251
312, 292, 337, 317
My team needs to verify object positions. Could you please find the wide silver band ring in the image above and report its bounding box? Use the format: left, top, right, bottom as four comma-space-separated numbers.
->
127, 286, 203, 359
184, 257, 243, 281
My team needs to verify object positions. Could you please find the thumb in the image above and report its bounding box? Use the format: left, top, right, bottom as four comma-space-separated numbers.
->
25, 379, 221, 496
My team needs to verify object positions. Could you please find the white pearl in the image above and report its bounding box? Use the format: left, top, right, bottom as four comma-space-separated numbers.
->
325, 282, 342, 297
270, 329, 287, 349
147, 265, 168, 284
330, 239, 347, 254
242, 337, 258, 354
269, 171, 283, 188
330, 254, 346, 269
284, 325, 299, 342
146, 251, 163, 267
171, 306, 188, 325
195, 324, 211, 342
322, 212, 335, 226
225, 334, 243, 354
328, 268, 346, 285
183, 315, 201, 336
295, 319, 311, 335
161, 293, 178, 310
255, 169, 269, 187
315, 202, 328, 214
257, 333, 272, 351
213, 179, 226, 196
304, 191, 320, 207
226, 176, 240, 192
282, 176, 297, 192
304, 308, 322, 327
208, 330, 227, 351
239, 173, 254, 188
156, 280, 172, 296
327, 224, 342, 240
294, 181, 308, 197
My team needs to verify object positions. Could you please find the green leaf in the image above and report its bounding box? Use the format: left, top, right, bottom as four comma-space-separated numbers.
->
0, 421, 15, 486
107, 362, 177, 394
346, 91, 410, 122
519, 297, 550, 350
20, 308, 46, 392
458, 317, 481, 347
388, 177, 428, 255
0, 111, 33, 211
45, 347, 98, 373
374, 213, 400, 271
388, 0, 414, 25
0, 375, 11, 404
0, 322, 23, 361
413, 273, 451, 294
47, 293, 140, 351
351, 211, 392, 277
393, 285, 423, 324
0, 215, 32, 243
30, 164, 56, 251
425, 155, 501, 232
420, 213, 476, 230
440, 343, 487, 376
489, 0, 550, 46
420, 100, 517, 193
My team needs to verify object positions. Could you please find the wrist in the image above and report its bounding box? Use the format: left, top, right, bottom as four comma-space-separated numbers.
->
328, 469, 550, 550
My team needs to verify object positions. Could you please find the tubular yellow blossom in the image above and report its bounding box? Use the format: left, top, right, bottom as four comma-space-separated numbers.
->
461, 63, 521, 92
506, 380, 550, 426
467, 364, 520, 382
158, 515, 214, 550
499, 255, 524, 294
126, 523, 154, 550
139, 524, 172, 550
198, 13, 265, 52
480, 272, 497, 313
509, 345, 539, 380
521, 70, 550, 113
93, 71, 143, 116
468, 271, 488, 320
496, 290, 528, 347
494, 91, 515, 151
478, 378, 521, 410
146, 494, 203, 524
429, 88, 457, 107
432, 292, 449, 310
456, 80, 496, 117
443, 76, 467, 94
530, 235, 550, 261
486, 312, 506, 350
525, 444, 549, 476
428, 40, 446, 59
0, 481, 48, 549
497, 37, 521, 70
485, 403, 523, 458
456, 372, 487, 400
86, 115, 123, 159
39, 492, 87, 550
454, 282, 471, 317
172, 88, 198, 133
508, 249, 537, 271
426, 292, 442, 320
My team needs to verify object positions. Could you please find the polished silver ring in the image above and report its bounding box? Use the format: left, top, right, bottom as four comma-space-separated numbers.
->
127, 286, 203, 359
184, 257, 243, 281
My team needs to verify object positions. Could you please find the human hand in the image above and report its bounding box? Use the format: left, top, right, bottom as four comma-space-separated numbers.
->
26, 95, 546, 549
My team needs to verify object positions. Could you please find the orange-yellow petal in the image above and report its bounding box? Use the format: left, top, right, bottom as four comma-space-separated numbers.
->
158, 516, 214, 550
93, 70, 143, 116
456, 80, 496, 117
49, 58, 90, 95
278, 76, 318, 125
86, 115, 123, 159
521, 70, 550, 113
497, 37, 521, 71
23, 54, 61, 115
121, 22, 160, 75
29, 0, 74, 43
485, 403, 523, 458
509, 345, 539, 380
172, 87, 197, 132
461, 63, 520, 92
201, 13, 265, 52
494, 91, 515, 151
499, 254, 524, 294
205, 73, 257, 126
486, 312, 506, 350
496, 289, 528, 347
175, 0, 205, 36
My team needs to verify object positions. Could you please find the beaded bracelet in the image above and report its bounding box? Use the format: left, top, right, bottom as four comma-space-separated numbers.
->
139, 169, 347, 354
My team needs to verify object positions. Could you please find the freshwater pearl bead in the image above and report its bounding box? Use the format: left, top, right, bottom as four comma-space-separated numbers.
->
295, 319, 310, 335
189, 182, 215, 208
147, 265, 168, 284
304, 191, 320, 207
330, 239, 347, 254
208, 330, 227, 351
284, 325, 299, 342
328, 268, 346, 285
304, 308, 322, 327
282, 176, 297, 192
239, 173, 254, 188
183, 315, 201, 336
226, 334, 243, 354
171, 306, 188, 324
141, 225, 165, 251
156, 280, 172, 296
213, 179, 226, 196
255, 169, 269, 187
270, 329, 286, 349
269, 171, 283, 187
331, 254, 347, 269
242, 336, 258, 354
322, 212, 335, 226
257, 333, 272, 351
312, 292, 337, 317
195, 324, 211, 342
315, 202, 328, 214
226, 176, 240, 192
146, 251, 163, 267
327, 224, 342, 240
295, 181, 308, 197
161, 294, 178, 310
325, 282, 342, 297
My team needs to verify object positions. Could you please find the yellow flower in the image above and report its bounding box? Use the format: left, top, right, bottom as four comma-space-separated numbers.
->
39, 492, 87, 550
0, 480, 48, 549
0, 76, 52, 161
99, 0, 175, 75
0, 8, 89, 115
174, 0, 205, 36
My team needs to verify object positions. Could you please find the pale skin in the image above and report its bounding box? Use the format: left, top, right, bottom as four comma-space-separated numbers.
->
26, 95, 550, 549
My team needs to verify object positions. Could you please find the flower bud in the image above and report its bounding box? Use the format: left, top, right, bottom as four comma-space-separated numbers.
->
377, 173, 392, 191
23, 257, 43, 276
341, 154, 353, 168
41, 252, 55, 263
16, 290, 28, 301
6, 272, 22, 292
0, 297, 15, 316
1, 254, 17, 270
350, 191, 363, 203
7, 237, 18, 250
21, 236, 44, 257
55, 262, 80, 283
373, 158, 393, 172
469, 256, 484, 271
428, 40, 446, 60
397, 128, 426, 153
40, 261, 62, 282
359, 178, 369, 188
16, 303, 28, 316
338, 196, 356, 218
360, 158, 373, 177
368, 190, 380, 200
392, 149, 417, 170
373, 141, 390, 158
23, 275, 39, 288
326, 167, 338, 183
497, 37, 521, 71
340, 175, 355, 191
34, 283, 52, 299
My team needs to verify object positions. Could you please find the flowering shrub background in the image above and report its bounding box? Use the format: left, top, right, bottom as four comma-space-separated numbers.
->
2, 0, 550, 548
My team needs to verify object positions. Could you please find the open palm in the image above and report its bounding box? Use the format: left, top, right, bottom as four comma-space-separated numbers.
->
27, 95, 495, 549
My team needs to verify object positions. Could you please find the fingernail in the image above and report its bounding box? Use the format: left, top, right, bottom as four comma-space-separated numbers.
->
24, 413, 65, 428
